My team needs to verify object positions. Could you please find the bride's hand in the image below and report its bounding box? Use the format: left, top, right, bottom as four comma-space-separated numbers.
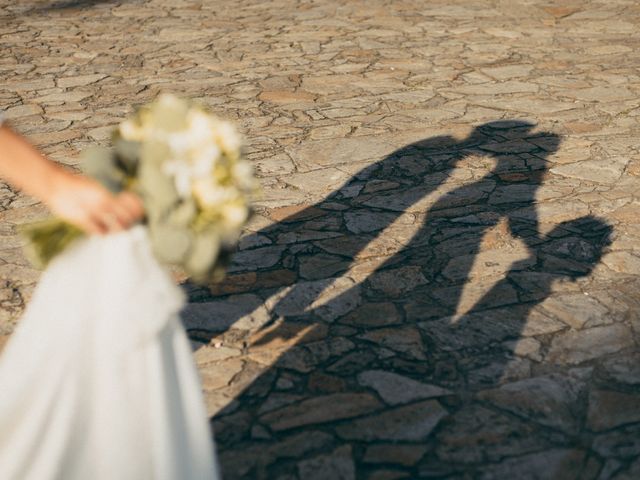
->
45, 171, 144, 235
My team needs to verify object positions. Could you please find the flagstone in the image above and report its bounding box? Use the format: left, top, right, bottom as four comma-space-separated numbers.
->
336, 400, 447, 441
260, 393, 382, 431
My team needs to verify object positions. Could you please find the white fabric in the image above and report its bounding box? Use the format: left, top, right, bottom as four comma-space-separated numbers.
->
0, 226, 219, 480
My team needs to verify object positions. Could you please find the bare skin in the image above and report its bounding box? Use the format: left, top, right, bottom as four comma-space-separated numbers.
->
0, 123, 144, 234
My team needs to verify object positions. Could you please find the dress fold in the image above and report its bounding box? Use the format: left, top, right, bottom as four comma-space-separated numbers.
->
0, 226, 219, 480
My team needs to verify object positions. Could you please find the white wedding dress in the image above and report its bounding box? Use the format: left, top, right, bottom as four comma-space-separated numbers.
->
0, 226, 220, 480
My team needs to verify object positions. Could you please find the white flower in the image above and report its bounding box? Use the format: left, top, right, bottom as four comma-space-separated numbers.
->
157, 93, 185, 111
166, 131, 191, 154
119, 119, 146, 141
192, 144, 221, 176
213, 120, 241, 155
193, 179, 236, 208
162, 158, 194, 197
222, 202, 249, 229
231, 161, 255, 191
187, 110, 216, 146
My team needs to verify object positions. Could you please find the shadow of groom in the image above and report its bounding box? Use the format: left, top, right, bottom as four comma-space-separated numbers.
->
194, 121, 612, 479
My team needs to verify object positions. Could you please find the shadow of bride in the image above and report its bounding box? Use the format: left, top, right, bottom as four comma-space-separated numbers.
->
187, 121, 612, 479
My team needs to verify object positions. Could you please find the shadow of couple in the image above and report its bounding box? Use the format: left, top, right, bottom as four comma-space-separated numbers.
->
193, 120, 612, 478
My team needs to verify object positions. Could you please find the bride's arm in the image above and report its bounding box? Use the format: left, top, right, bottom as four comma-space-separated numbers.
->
0, 122, 144, 234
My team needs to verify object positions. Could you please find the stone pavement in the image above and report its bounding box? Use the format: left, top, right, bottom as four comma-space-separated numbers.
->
1, 0, 640, 478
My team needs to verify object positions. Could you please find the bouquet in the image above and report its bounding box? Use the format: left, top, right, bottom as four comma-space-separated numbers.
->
22, 94, 256, 283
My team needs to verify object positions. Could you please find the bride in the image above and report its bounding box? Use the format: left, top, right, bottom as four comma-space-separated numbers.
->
0, 119, 220, 479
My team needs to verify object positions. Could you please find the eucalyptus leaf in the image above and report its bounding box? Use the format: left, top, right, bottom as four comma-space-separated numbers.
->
167, 199, 197, 228
140, 140, 172, 167
151, 98, 189, 132
19, 219, 84, 269
113, 138, 141, 176
138, 143, 179, 215
81, 147, 125, 193
149, 222, 191, 264
185, 231, 220, 282
208, 249, 232, 283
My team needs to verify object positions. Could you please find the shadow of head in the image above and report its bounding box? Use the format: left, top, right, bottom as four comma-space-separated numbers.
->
471, 120, 561, 172
406, 120, 542, 149
539, 215, 613, 281
375, 120, 560, 183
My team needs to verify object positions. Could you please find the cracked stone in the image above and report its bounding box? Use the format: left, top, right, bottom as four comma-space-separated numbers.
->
592, 424, 640, 459
503, 337, 542, 361
560, 86, 635, 102
286, 136, 396, 172
339, 302, 402, 327
478, 374, 585, 434
435, 405, 550, 463
478, 449, 587, 480
181, 294, 269, 332
467, 357, 532, 387
419, 307, 529, 351
481, 64, 534, 79
540, 293, 611, 329
602, 251, 640, 275
367, 266, 427, 297
363, 444, 428, 467
200, 358, 244, 391
358, 326, 426, 359
57, 73, 107, 88
442, 250, 535, 281
298, 253, 350, 280
336, 400, 447, 441
587, 390, 640, 432
260, 393, 382, 431
364, 181, 495, 213
228, 245, 286, 273
599, 353, 640, 386
547, 324, 636, 365
195, 345, 241, 365
283, 168, 352, 194
551, 157, 628, 184
358, 370, 451, 405
259, 90, 316, 104
268, 277, 361, 322
297, 445, 355, 480
344, 210, 402, 234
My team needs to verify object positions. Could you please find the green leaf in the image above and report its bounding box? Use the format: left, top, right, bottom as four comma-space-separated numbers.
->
149, 222, 191, 264
185, 230, 221, 283
19, 219, 84, 269
81, 147, 125, 193
150, 97, 189, 132
140, 139, 172, 167
167, 199, 197, 228
138, 142, 179, 219
113, 138, 141, 176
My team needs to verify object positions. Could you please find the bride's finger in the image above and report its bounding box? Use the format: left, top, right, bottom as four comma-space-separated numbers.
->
83, 214, 108, 235
104, 211, 127, 232
117, 192, 145, 220
108, 201, 136, 228
91, 204, 126, 233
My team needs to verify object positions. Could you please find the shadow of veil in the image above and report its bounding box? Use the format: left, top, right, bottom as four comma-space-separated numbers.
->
187, 121, 612, 479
